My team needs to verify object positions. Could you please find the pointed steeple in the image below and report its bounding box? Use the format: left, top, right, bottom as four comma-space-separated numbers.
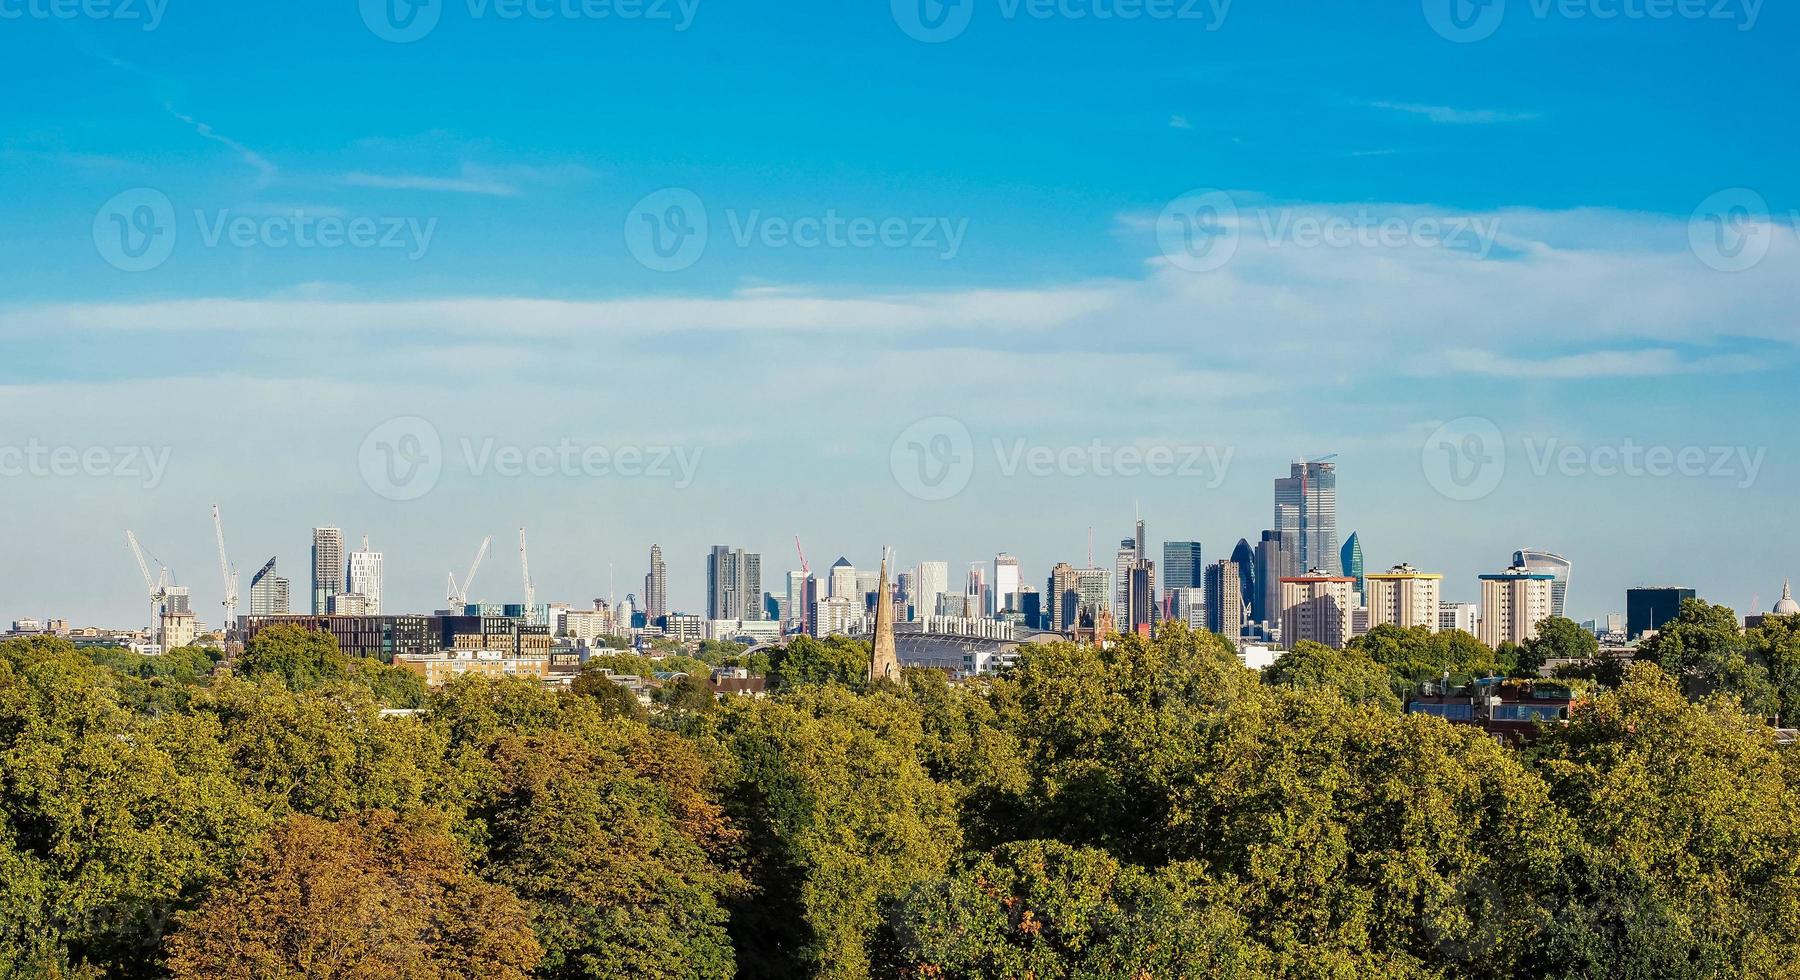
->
870, 550, 901, 684
1775, 579, 1799, 616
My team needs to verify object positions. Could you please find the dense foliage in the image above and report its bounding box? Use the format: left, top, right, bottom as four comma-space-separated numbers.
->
0, 614, 1796, 979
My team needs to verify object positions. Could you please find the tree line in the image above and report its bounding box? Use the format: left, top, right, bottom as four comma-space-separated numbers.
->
0, 602, 1795, 979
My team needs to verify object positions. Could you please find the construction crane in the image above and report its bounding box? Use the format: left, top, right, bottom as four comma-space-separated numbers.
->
125, 530, 170, 650
793, 535, 811, 636
211, 505, 239, 645
518, 528, 536, 626
446, 535, 491, 609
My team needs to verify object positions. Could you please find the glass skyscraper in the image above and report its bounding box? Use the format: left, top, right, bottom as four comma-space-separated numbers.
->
1513, 549, 1572, 620
1274, 460, 1341, 575
1162, 541, 1203, 591
1342, 532, 1365, 603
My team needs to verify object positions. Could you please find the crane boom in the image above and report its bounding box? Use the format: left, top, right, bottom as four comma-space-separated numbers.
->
793, 535, 811, 636
212, 505, 239, 632
447, 535, 492, 606
127, 531, 156, 595
518, 528, 535, 625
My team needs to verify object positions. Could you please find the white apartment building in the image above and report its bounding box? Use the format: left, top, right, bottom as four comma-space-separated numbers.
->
1366, 564, 1444, 631
1478, 566, 1557, 649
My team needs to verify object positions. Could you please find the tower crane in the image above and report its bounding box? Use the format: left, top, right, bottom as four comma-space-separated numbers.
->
518, 528, 536, 626
793, 535, 811, 636
211, 505, 239, 646
125, 530, 170, 650
446, 535, 491, 609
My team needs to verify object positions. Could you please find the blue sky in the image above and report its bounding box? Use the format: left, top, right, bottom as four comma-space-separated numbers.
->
1, 0, 1795, 627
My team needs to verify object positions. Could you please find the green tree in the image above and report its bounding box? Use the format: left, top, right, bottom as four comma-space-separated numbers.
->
234, 624, 348, 690
1264, 640, 1402, 711
1746, 612, 1800, 725
165, 810, 541, 980
766, 635, 869, 691
570, 663, 650, 722
1636, 599, 1774, 712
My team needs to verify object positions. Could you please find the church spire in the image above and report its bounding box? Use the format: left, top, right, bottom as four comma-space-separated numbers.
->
870, 549, 901, 684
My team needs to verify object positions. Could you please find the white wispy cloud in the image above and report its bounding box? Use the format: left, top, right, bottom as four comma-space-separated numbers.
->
1425, 348, 1766, 379
1168, 114, 1192, 130
163, 105, 279, 186
1368, 100, 1541, 125
343, 171, 522, 197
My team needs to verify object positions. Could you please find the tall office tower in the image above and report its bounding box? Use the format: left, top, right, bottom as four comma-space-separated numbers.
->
967, 565, 989, 619
787, 571, 810, 627
1125, 560, 1156, 635
1512, 549, 1572, 619
1134, 519, 1147, 560
1479, 565, 1558, 648
1163, 542, 1203, 593
1274, 459, 1341, 575
1254, 530, 1298, 630
1017, 587, 1043, 630
1205, 560, 1246, 638
1075, 567, 1112, 627
1626, 586, 1696, 639
896, 572, 915, 618
1048, 562, 1081, 631
1342, 532, 1365, 603
914, 561, 949, 619
993, 553, 1022, 613
830, 558, 857, 600
248, 557, 289, 616
1279, 572, 1357, 649
855, 570, 880, 603
1113, 539, 1136, 625
1230, 538, 1257, 624
1439, 601, 1480, 635
707, 546, 763, 621
936, 592, 971, 618
311, 527, 345, 614
643, 544, 668, 621
1170, 586, 1206, 628
742, 552, 764, 620
1366, 564, 1443, 630
346, 537, 383, 615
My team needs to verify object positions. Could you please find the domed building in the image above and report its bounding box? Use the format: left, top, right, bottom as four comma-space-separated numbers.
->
1747, 581, 1799, 629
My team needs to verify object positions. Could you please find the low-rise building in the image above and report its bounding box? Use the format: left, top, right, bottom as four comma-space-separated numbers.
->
394, 648, 551, 686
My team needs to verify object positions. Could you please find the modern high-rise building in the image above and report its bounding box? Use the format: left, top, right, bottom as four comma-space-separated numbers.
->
1341, 532, 1365, 603
1365, 564, 1442, 631
966, 564, 990, 619
643, 545, 668, 622
311, 527, 345, 615
1162, 541, 1203, 593
1075, 567, 1111, 629
914, 561, 948, 618
347, 538, 383, 615
1254, 530, 1298, 632
1230, 538, 1257, 625
1125, 560, 1156, 635
1113, 539, 1136, 625
993, 553, 1021, 613
248, 557, 289, 617
1279, 572, 1357, 649
1205, 560, 1246, 638
1626, 586, 1695, 639
1048, 562, 1081, 631
1170, 587, 1206, 629
1274, 460, 1341, 576
1439, 602, 1480, 635
1513, 549, 1572, 620
1479, 566, 1558, 649
707, 546, 764, 621
829, 558, 857, 601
